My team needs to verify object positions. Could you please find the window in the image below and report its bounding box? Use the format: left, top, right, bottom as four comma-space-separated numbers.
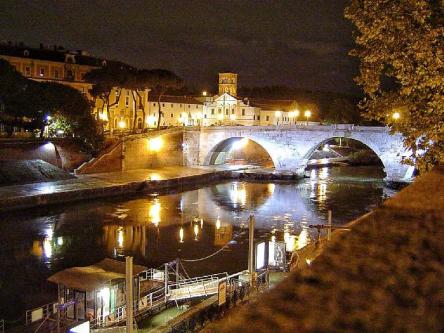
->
116, 89, 120, 97
171, 113, 173, 118
266, 115, 270, 121
242, 109, 245, 116
204, 114, 207, 118
225, 110, 228, 115
39, 67, 45, 77
196, 105, 198, 108
125, 96, 130, 107
153, 102, 156, 106
162, 103, 165, 107
180, 104, 182, 107
54, 69, 59, 79
25, 66, 31, 76
171, 104, 173, 108
211, 109, 215, 115
188, 105, 190, 108
66, 70, 74, 80
231, 109, 235, 114
80, 73, 85, 80
258, 115, 260, 121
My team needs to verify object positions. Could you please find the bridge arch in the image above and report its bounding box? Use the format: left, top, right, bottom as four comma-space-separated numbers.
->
203, 136, 276, 168
303, 136, 385, 170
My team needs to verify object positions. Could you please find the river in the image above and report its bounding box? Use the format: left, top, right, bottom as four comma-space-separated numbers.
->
0, 165, 394, 319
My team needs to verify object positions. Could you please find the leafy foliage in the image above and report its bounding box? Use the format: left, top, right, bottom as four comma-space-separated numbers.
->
345, 0, 444, 171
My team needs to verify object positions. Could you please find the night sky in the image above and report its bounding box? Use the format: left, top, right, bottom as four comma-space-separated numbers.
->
0, 0, 359, 94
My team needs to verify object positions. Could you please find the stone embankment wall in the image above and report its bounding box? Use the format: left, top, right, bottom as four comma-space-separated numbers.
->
210, 165, 444, 332
0, 139, 89, 171
76, 128, 186, 174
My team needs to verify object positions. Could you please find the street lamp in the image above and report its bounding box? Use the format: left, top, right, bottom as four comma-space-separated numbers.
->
275, 111, 281, 126
202, 91, 207, 97
304, 110, 311, 126
392, 112, 400, 121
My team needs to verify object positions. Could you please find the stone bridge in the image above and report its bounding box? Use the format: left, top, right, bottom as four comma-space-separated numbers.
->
183, 125, 412, 181
77, 125, 412, 182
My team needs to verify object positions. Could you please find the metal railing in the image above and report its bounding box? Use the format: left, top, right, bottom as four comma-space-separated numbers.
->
25, 301, 58, 326
139, 268, 165, 282
91, 287, 166, 328
167, 272, 228, 301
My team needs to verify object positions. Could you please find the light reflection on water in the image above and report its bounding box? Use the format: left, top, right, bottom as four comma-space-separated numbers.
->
0, 166, 389, 318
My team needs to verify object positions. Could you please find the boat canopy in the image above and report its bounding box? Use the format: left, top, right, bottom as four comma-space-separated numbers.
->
48, 258, 147, 292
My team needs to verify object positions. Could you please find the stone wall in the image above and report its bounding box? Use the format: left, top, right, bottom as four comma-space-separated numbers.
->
0, 139, 89, 171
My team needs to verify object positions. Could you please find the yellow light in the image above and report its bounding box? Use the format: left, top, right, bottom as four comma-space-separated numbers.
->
148, 137, 163, 151
232, 137, 248, 150
179, 227, 184, 243
304, 110, 312, 118
194, 224, 199, 240
202, 91, 207, 96
99, 112, 108, 121
216, 218, 221, 230
392, 112, 400, 120
200, 218, 204, 229
118, 121, 126, 129
275, 111, 282, 117
294, 109, 300, 117
230, 114, 236, 120
117, 227, 124, 248
149, 199, 161, 226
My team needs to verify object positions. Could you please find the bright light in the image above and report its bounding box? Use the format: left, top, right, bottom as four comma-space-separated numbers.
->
194, 224, 199, 241
392, 112, 400, 120
147, 115, 156, 127
232, 137, 248, 150
117, 227, 124, 248
216, 218, 221, 230
98, 287, 110, 316
46, 115, 52, 121
322, 144, 329, 152
118, 121, 126, 129
99, 112, 108, 121
57, 130, 64, 135
284, 231, 296, 252
294, 109, 300, 117
202, 91, 207, 96
275, 111, 282, 118
179, 227, 184, 243
57, 237, 64, 246
217, 114, 224, 120
195, 112, 203, 119
296, 228, 310, 250
148, 137, 163, 151
304, 110, 312, 118
230, 114, 236, 121
149, 199, 161, 226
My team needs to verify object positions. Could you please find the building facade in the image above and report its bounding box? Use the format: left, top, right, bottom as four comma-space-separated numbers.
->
0, 42, 148, 134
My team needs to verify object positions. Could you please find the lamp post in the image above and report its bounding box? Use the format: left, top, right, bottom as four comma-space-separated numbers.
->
304, 110, 311, 126
275, 111, 281, 126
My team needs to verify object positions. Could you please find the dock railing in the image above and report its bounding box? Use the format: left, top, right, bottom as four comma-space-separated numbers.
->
25, 301, 58, 326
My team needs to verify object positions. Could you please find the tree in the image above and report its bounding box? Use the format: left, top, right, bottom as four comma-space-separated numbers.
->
345, 0, 444, 171
0, 59, 103, 152
321, 97, 360, 124
143, 69, 183, 129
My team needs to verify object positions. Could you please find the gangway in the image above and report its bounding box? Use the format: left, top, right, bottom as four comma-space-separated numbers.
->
167, 272, 228, 301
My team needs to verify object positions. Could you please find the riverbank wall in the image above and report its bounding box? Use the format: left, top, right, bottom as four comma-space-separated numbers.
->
0, 167, 237, 212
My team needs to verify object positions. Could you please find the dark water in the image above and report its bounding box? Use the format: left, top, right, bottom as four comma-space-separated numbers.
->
0, 166, 393, 319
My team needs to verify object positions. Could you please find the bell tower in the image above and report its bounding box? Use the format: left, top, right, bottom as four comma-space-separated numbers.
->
218, 72, 238, 96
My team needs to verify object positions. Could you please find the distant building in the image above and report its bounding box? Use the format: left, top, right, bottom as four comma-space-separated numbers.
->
0, 42, 305, 134
0, 42, 149, 133
218, 72, 238, 96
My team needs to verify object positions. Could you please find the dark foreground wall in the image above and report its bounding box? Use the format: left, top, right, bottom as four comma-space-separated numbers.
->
212, 165, 444, 332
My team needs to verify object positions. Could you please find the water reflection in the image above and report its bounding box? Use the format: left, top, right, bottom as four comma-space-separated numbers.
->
0, 166, 388, 319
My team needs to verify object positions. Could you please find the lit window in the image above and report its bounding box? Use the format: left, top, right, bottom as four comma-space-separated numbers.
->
39, 67, 45, 77
266, 115, 270, 121
231, 109, 235, 114
125, 96, 130, 106
25, 66, 31, 76
171, 113, 173, 118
